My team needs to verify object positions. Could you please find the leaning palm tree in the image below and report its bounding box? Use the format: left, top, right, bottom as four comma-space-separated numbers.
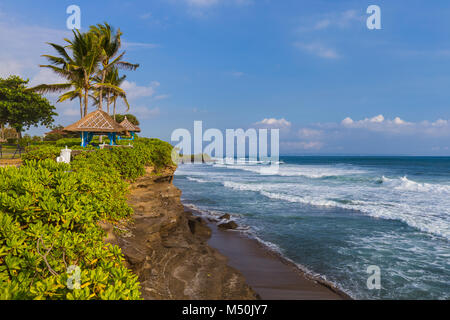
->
90, 23, 139, 112
29, 70, 85, 119
31, 30, 102, 118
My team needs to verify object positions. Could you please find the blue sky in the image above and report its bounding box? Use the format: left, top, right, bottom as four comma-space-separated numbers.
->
1, 0, 450, 155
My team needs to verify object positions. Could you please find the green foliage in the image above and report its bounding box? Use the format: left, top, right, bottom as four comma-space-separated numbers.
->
71, 138, 175, 181
114, 114, 140, 126
1, 136, 176, 300
43, 125, 79, 142
0, 76, 57, 135
22, 145, 61, 161
0, 160, 139, 300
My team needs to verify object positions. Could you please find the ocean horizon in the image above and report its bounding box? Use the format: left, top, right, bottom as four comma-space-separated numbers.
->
174, 156, 450, 300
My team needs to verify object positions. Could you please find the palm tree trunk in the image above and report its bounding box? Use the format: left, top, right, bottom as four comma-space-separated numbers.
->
79, 97, 83, 119
113, 98, 117, 120
84, 88, 88, 117
99, 69, 106, 111
107, 91, 111, 114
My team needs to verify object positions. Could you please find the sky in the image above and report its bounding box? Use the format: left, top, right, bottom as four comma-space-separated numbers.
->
1, 0, 450, 155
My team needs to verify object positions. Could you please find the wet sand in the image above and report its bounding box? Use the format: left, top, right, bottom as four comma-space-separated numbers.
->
206, 222, 351, 300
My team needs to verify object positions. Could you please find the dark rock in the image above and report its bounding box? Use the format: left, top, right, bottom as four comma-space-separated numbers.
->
118, 166, 258, 300
219, 213, 231, 220
218, 221, 238, 230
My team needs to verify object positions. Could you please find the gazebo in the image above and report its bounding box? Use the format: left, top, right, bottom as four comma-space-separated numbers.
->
118, 116, 141, 141
64, 110, 126, 147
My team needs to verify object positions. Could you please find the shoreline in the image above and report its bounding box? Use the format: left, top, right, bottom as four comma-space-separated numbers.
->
188, 206, 351, 300
113, 168, 350, 300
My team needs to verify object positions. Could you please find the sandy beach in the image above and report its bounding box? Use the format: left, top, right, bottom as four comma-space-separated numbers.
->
207, 222, 350, 300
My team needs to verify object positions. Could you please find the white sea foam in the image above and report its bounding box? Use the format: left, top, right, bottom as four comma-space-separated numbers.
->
381, 176, 450, 194
221, 179, 450, 240
186, 177, 208, 183
215, 163, 367, 178
179, 162, 450, 239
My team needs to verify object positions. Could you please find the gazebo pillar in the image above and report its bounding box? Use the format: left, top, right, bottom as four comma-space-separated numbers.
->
107, 132, 117, 146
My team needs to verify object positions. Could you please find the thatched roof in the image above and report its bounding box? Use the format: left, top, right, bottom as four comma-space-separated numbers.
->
64, 110, 126, 133
119, 116, 141, 133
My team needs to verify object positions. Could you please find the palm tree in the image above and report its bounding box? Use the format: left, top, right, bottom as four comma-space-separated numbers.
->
89, 23, 139, 112
107, 68, 130, 120
30, 23, 138, 120
91, 67, 130, 118
29, 70, 84, 119
65, 30, 103, 117
31, 30, 102, 118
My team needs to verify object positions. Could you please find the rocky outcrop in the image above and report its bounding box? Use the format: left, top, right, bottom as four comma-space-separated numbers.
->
108, 167, 258, 300
218, 221, 238, 230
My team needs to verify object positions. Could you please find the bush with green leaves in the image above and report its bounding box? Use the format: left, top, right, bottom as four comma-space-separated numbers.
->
22, 145, 61, 161
0, 160, 140, 299
0, 138, 175, 300
71, 138, 175, 181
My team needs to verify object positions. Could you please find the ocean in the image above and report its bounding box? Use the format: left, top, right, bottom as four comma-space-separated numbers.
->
173, 156, 450, 300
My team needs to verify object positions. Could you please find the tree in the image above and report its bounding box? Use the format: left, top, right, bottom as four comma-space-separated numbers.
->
33, 30, 102, 118
0, 76, 57, 138
89, 23, 138, 112
30, 23, 138, 119
29, 70, 84, 119
105, 67, 130, 119
114, 114, 139, 125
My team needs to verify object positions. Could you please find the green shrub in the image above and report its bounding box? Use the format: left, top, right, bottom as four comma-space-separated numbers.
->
0, 160, 139, 300
71, 138, 176, 181
54, 138, 82, 148
0, 137, 176, 300
23, 145, 61, 161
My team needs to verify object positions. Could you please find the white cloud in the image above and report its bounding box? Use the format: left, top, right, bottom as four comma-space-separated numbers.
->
122, 41, 160, 49
336, 114, 450, 138
186, 0, 219, 7
29, 68, 66, 86
184, 0, 251, 7
121, 81, 160, 100
255, 118, 292, 128
297, 9, 362, 32
280, 115, 450, 154
176, 0, 253, 17
139, 12, 152, 20
341, 117, 354, 125
298, 128, 323, 138
63, 108, 81, 117
340, 115, 416, 132
282, 141, 324, 151
0, 15, 70, 78
154, 94, 171, 100
294, 42, 339, 59
432, 119, 448, 127
133, 106, 160, 119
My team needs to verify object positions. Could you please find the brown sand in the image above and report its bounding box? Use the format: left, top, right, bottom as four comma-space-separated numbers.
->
207, 223, 350, 300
